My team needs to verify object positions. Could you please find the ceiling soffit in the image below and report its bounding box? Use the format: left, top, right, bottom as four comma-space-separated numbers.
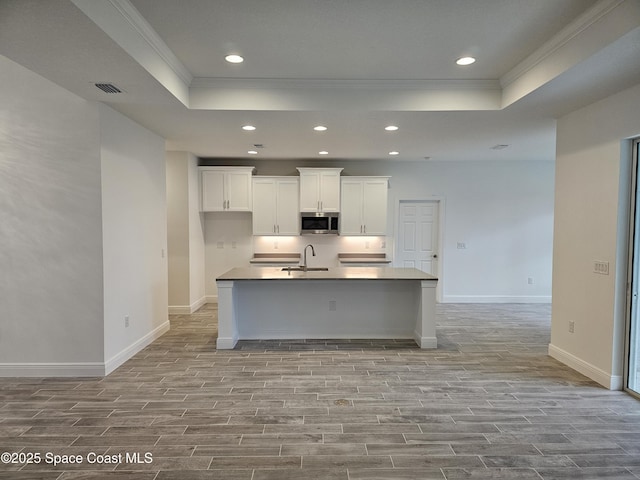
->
71, 0, 638, 114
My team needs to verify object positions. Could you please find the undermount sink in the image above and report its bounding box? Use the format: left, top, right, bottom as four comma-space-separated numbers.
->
282, 267, 329, 272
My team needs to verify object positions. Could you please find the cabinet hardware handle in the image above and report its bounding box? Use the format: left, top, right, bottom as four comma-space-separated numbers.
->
320, 201, 323, 211
364, 225, 366, 234
277, 225, 280, 233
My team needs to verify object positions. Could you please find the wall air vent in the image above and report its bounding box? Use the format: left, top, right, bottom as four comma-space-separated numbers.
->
94, 83, 123, 94
491, 144, 510, 150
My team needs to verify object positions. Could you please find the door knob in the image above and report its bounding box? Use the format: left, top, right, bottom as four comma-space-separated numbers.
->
432, 254, 438, 258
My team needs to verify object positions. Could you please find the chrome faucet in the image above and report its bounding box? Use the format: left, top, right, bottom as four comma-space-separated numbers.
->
302, 244, 316, 272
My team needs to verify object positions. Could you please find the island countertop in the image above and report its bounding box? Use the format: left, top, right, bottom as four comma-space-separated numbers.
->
217, 266, 437, 281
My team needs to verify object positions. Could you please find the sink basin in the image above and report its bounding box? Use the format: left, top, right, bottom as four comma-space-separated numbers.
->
281, 267, 329, 272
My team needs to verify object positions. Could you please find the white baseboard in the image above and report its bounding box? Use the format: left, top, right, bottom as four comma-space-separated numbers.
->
0, 362, 106, 377
0, 321, 171, 378
216, 335, 238, 349
205, 295, 218, 304
414, 333, 437, 349
442, 295, 552, 304
104, 320, 170, 375
548, 343, 623, 390
168, 296, 207, 314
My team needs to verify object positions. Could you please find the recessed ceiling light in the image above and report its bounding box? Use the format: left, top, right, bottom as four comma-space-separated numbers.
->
242, 125, 256, 131
313, 126, 327, 131
225, 54, 244, 64
456, 56, 476, 66
319, 151, 329, 155
248, 150, 258, 155
385, 125, 399, 131
389, 151, 399, 156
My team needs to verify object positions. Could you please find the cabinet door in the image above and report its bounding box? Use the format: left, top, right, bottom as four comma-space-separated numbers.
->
252, 179, 277, 235
299, 172, 320, 212
275, 179, 300, 235
226, 171, 252, 211
340, 180, 364, 235
362, 179, 388, 235
201, 170, 225, 211
319, 170, 341, 212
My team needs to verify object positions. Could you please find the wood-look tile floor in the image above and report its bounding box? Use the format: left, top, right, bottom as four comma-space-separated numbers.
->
2, 303, 640, 479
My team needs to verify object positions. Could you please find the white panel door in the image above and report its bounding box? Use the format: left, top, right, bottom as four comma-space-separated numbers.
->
396, 201, 439, 275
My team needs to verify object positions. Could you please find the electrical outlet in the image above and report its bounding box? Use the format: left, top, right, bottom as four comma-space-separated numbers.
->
274, 241, 278, 249
365, 241, 370, 249
329, 300, 337, 311
594, 261, 609, 275
527, 277, 534, 285
125, 315, 130, 328
457, 242, 466, 249
381, 241, 386, 248
568, 321, 574, 333
216, 242, 224, 249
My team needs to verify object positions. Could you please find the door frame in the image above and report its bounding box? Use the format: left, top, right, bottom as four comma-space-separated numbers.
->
394, 197, 445, 303
624, 138, 640, 398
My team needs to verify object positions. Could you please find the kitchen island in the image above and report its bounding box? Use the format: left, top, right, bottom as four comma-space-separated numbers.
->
216, 266, 438, 349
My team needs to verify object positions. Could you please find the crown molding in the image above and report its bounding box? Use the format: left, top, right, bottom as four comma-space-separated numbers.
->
190, 77, 501, 91
500, 0, 625, 88
106, 0, 193, 86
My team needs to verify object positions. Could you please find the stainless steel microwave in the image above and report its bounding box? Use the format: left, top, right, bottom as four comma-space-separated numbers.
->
300, 212, 339, 235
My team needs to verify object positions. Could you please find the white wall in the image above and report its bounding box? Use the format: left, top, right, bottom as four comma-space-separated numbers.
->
201, 159, 555, 303
167, 152, 191, 306
0, 56, 105, 374
187, 153, 206, 308
99, 103, 169, 372
0, 55, 171, 376
166, 151, 205, 312
551, 82, 640, 390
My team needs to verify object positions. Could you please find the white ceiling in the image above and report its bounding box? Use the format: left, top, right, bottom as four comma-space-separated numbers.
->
1, 0, 639, 162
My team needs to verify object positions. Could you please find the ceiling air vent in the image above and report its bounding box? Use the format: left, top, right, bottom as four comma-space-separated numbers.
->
94, 83, 123, 94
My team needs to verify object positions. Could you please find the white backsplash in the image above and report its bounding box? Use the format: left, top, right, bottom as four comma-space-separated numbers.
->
253, 235, 388, 267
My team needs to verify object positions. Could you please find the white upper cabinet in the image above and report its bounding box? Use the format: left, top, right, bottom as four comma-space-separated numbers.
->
340, 177, 389, 235
297, 168, 343, 212
200, 167, 255, 212
252, 177, 300, 235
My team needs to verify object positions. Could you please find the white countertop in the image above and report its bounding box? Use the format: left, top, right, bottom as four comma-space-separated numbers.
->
217, 266, 437, 281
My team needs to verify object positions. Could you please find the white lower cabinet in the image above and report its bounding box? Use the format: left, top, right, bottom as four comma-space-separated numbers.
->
340, 177, 389, 235
252, 177, 300, 235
